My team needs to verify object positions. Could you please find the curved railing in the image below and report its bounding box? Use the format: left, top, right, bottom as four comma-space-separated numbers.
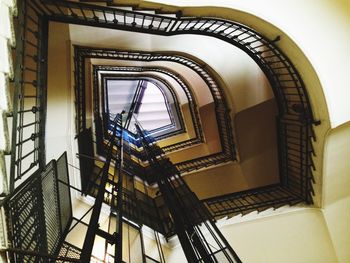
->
75, 46, 236, 174
93, 65, 203, 152
97, 71, 187, 138
9, 0, 317, 211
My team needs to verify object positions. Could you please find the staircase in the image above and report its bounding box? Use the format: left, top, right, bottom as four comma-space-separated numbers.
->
0, 1, 318, 257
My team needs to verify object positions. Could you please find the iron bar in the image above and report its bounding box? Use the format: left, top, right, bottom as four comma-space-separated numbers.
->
7, 0, 316, 231
80, 116, 119, 262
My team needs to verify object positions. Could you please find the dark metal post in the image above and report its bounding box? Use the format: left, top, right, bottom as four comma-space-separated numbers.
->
36, 16, 49, 170
80, 117, 119, 262
115, 123, 124, 263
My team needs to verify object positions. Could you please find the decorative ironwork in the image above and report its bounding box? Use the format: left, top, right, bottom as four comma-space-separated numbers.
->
74, 46, 235, 174
1, 152, 72, 262
8, 0, 317, 220
100, 74, 186, 139
87, 54, 205, 153
92, 65, 203, 151
203, 184, 302, 218
10, 0, 49, 191
135, 123, 242, 262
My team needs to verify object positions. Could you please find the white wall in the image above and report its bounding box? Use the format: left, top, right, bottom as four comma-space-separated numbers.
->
323, 121, 350, 262
165, 209, 337, 263
219, 209, 337, 263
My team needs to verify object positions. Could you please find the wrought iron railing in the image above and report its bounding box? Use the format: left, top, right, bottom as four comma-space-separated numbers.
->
135, 123, 242, 262
202, 184, 302, 219
0, 152, 72, 262
9, 0, 317, 217
88, 53, 204, 153
100, 74, 186, 138
93, 65, 205, 152
9, 0, 49, 191
75, 46, 236, 173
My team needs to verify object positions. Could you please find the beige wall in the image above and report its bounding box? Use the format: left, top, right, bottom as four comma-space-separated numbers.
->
46, 22, 73, 161
167, 101, 222, 163
164, 209, 337, 263
213, 209, 336, 263
46, 22, 82, 193
184, 99, 279, 199
323, 121, 350, 262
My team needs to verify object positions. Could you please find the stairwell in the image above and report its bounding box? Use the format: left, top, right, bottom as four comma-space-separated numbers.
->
0, 0, 328, 261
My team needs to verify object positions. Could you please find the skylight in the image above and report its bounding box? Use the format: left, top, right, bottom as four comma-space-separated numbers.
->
106, 79, 175, 134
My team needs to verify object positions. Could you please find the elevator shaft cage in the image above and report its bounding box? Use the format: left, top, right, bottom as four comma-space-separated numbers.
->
0, 152, 72, 262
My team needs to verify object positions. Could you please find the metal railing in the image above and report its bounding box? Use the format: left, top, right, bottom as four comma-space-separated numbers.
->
88, 54, 204, 153
9, 0, 317, 217
202, 184, 302, 219
0, 152, 72, 262
135, 123, 242, 262
100, 74, 185, 138
9, 0, 49, 191
74, 46, 236, 174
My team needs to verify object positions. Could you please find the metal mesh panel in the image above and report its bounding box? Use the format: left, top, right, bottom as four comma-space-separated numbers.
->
58, 242, 110, 262
6, 168, 46, 263
57, 152, 72, 234
41, 162, 61, 254
4, 153, 73, 261
57, 242, 81, 262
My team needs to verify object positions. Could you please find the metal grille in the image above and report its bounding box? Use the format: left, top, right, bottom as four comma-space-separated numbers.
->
57, 242, 81, 262
6, 168, 45, 262
3, 152, 72, 262
10, 0, 48, 191
42, 162, 61, 254
203, 184, 302, 218
57, 152, 72, 234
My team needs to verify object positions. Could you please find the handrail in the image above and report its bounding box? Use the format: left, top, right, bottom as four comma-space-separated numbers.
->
100, 73, 185, 138
9, 0, 316, 220
76, 46, 236, 174
93, 65, 200, 148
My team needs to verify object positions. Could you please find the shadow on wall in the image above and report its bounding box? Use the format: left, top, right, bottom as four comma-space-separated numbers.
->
235, 99, 279, 184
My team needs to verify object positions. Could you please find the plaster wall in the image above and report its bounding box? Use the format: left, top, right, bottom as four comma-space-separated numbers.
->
323, 121, 350, 262
164, 209, 337, 263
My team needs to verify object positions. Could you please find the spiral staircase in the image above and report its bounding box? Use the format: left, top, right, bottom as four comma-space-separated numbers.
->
1, 0, 348, 262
